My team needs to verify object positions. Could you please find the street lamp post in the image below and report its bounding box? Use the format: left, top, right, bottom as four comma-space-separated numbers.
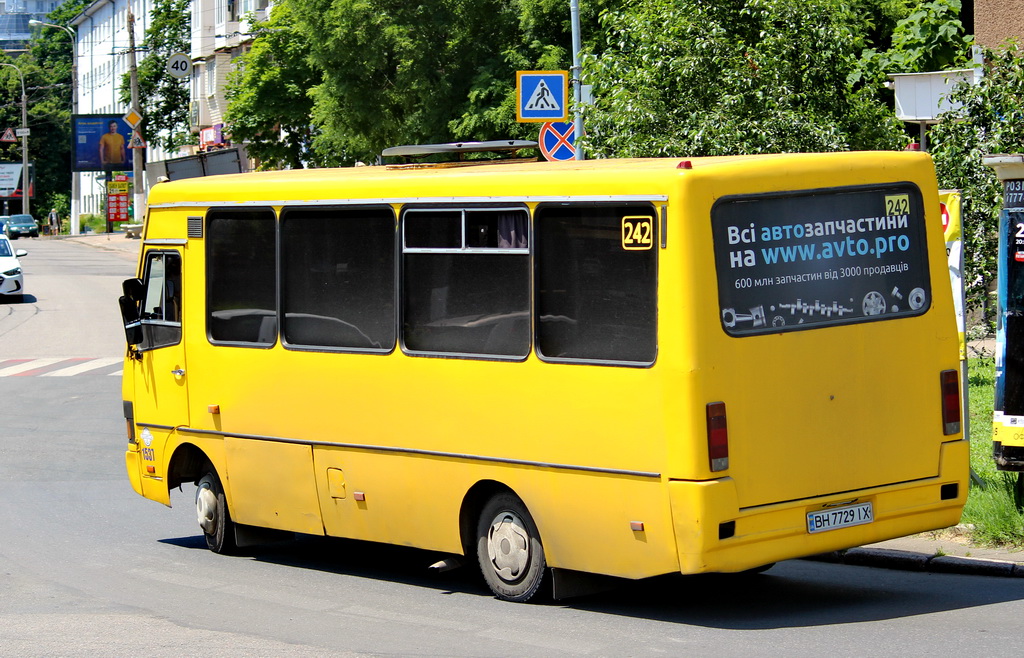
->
30, 19, 78, 234
1, 62, 29, 217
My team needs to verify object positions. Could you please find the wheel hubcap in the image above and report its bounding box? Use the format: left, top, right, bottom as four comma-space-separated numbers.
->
196, 483, 217, 535
486, 511, 530, 582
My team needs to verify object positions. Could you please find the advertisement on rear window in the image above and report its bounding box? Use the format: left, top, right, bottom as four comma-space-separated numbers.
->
712, 184, 930, 336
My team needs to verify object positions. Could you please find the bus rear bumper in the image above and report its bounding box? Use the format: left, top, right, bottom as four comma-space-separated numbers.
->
669, 439, 969, 574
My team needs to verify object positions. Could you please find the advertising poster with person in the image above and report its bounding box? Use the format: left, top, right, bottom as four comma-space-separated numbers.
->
71, 115, 136, 173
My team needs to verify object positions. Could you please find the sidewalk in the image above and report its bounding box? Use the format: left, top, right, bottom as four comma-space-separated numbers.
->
809, 529, 1024, 578
50, 231, 141, 256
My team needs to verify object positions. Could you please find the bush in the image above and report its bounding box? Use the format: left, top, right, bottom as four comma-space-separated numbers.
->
78, 214, 106, 234
931, 42, 1024, 327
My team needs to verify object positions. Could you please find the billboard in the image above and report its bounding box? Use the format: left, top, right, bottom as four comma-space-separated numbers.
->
72, 115, 139, 173
0, 162, 34, 199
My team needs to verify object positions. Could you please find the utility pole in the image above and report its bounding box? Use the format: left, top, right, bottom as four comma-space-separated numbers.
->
570, 0, 583, 160
1, 63, 29, 216
19, 71, 28, 216
127, 10, 145, 224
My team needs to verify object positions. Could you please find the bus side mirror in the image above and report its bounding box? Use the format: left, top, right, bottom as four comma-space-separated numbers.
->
122, 277, 145, 303
119, 278, 144, 346
119, 295, 143, 345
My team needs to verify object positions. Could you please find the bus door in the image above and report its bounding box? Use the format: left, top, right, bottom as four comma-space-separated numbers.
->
125, 247, 188, 501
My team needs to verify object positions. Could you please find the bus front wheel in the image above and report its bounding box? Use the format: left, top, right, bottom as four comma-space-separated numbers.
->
196, 469, 236, 554
476, 493, 546, 602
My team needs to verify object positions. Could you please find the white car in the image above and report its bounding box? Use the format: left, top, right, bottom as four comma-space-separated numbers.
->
0, 235, 26, 299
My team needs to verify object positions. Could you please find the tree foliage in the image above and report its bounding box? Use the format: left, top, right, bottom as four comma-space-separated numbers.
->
119, 0, 191, 150
887, 0, 972, 71
930, 44, 1024, 324
225, 1, 323, 169
580, 0, 908, 158
858, 0, 973, 85
448, 0, 615, 145
229, 0, 613, 165
288, 0, 520, 163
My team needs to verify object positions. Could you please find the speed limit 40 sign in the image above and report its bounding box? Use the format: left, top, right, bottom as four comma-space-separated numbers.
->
166, 53, 193, 79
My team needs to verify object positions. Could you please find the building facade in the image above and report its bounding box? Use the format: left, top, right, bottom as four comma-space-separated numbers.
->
0, 0, 62, 53
70, 0, 174, 226
974, 0, 1023, 49
189, 0, 268, 153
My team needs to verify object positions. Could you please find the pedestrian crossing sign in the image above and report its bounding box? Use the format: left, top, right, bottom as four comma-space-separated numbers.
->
0, 127, 15, 143
516, 71, 569, 123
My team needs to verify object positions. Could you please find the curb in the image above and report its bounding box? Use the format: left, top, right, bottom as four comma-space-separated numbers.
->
806, 548, 1024, 577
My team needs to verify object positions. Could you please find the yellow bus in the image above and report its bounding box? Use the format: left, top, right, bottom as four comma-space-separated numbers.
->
120, 148, 967, 602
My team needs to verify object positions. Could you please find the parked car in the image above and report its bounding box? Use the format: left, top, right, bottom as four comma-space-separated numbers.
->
5, 214, 38, 239
0, 234, 26, 298
0, 216, 9, 235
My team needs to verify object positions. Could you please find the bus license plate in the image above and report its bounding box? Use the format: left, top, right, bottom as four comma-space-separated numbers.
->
806, 502, 873, 534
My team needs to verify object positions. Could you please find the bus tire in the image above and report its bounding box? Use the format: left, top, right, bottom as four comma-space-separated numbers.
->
476, 493, 546, 602
196, 469, 236, 554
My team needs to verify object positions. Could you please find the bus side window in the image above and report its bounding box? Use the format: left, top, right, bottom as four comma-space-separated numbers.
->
138, 251, 182, 351
535, 204, 657, 365
207, 208, 277, 346
402, 207, 530, 359
280, 206, 396, 351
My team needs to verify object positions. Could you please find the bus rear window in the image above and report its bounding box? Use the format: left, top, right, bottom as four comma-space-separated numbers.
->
711, 184, 931, 336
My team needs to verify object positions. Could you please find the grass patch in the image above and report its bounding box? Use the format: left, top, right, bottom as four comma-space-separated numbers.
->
79, 213, 107, 234
962, 357, 1024, 546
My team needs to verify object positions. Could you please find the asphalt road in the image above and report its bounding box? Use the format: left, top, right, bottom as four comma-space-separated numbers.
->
2, 237, 1024, 656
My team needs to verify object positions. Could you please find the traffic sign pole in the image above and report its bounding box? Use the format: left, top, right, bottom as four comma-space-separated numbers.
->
127, 11, 145, 226
570, 0, 584, 160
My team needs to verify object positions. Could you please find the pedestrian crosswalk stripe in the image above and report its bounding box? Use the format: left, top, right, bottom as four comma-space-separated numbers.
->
43, 357, 124, 376
0, 357, 124, 377
0, 358, 66, 376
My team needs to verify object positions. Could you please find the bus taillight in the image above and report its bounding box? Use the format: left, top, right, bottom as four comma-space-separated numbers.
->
941, 370, 961, 435
707, 401, 729, 471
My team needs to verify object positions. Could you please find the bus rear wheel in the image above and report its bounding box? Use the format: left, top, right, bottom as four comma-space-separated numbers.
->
476, 493, 546, 602
196, 469, 236, 554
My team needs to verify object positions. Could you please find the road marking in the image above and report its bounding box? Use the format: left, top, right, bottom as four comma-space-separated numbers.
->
43, 357, 124, 377
0, 357, 123, 377
0, 358, 65, 376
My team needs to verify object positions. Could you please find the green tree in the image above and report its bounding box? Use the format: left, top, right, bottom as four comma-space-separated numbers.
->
224, 0, 322, 169
858, 0, 973, 87
119, 0, 191, 150
292, 0, 526, 163
930, 44, 1024, 324
885, 0, 972, 71
450, 0, 617, 144
581, 0, 907, 158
